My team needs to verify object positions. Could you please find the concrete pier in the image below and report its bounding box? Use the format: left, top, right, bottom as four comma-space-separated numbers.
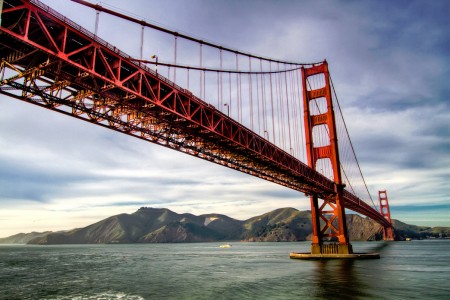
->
290, 252, 380, 260
311, 243, 353, 255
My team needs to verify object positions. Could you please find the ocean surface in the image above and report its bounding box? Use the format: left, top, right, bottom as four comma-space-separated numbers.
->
0, 240, 449, 299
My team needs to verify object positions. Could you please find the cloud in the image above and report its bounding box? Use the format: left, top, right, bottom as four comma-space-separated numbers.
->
0, 0, 449, 237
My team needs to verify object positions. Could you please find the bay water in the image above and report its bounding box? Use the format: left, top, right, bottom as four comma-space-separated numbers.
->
0, 240, 449, 299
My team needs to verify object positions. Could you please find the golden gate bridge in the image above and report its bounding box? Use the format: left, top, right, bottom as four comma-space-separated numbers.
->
0, 0, 394, 256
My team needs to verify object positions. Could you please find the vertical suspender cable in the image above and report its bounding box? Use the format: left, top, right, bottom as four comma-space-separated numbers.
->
140, 25, 144, 60
330, 75, 376, 207
261, 60, 267, 137
217, 71, 220, 107
173, 35, 177, 83
296, 70, 302, 158
200, 43, 203, 99
249, 57, 253, 130
94, 10, 100, 37
294, 69, 301, 158
239, 73, 243, 124
256, 62, 261, 134
296, 69, 306, 162
277, 63, 286, 150
219, 48, 223, 107
269, 62, 276, 145
284, 65, 292, 154
203, 71, 206, 102
289, 69, 299, 158
229, 72, 232, 119
187, 68, 190, 90
275, 64, 282, 149
235, 53, 241, 123
289, 69, 296, 157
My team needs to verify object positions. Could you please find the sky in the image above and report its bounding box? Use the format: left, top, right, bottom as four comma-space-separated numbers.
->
0, 0, 449, 237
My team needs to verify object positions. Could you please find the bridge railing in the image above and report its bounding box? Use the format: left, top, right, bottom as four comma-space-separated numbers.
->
30, 0, 195, 97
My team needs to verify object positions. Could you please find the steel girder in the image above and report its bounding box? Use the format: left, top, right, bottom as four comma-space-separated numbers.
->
0, 0, 390, 228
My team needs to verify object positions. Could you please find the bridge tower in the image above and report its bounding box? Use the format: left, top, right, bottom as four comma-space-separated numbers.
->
378, 190, 395, 240
301, 61, 353, 255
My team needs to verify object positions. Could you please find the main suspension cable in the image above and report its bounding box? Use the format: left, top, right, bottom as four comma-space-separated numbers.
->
130, 59, 303, 75
329, 75, 376, 208
70, 0, 321, 66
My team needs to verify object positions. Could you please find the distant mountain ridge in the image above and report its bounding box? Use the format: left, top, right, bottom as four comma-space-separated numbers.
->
0, 207, 448, 244
0, 231, 52, 244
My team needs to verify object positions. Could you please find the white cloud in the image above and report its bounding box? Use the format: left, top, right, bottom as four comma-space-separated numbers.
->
0, 0, 449, 237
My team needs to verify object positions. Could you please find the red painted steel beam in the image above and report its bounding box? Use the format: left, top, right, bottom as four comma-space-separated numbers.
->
0, 0, 390, 228
0, 0, 330, 194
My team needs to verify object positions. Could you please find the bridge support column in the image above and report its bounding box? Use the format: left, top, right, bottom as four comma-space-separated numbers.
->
309, 194, 322, 254
301, 61, 353, 256
309, 186, 353, 255
379, 190, 394, 241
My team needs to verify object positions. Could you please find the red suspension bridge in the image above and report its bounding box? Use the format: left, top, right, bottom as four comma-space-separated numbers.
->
0, 0, 394, 255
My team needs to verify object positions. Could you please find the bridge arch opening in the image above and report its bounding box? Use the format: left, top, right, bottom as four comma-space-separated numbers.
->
308, 96, 328, 115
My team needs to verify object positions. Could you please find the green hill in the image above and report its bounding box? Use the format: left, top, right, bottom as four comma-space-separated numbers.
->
1, 207, 447, 244
27, 207, 244, 244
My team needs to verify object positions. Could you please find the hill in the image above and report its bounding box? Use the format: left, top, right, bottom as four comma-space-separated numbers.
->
27, 207, 244, 244
0, 231, 53, 244
242, 208, 313, 241
1, 207, 448, 244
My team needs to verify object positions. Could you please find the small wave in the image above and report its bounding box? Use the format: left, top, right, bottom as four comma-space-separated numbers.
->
51, 291, 144, 300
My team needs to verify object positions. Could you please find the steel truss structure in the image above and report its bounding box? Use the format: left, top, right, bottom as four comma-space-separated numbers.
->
0, 0, 391, 229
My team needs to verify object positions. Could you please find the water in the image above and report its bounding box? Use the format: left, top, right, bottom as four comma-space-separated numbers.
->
0, 240, 449, 299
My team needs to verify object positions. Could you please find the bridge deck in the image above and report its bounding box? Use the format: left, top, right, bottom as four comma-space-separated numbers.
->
0, 0, 390, 227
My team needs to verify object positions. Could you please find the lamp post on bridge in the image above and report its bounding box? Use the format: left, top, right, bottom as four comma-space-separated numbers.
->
151, 54, 158, 74
264, 130, 269, 141
224, 103, 229, 116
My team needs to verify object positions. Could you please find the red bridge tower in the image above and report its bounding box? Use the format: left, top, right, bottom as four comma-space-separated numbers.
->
301, 61, 352, 255
379, 190, 395, 240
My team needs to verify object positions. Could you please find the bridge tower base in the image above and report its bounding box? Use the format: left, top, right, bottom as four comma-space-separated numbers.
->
310, 243, 353, 255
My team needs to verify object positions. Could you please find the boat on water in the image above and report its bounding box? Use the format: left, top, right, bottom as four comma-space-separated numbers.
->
219, 244, 232, 248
